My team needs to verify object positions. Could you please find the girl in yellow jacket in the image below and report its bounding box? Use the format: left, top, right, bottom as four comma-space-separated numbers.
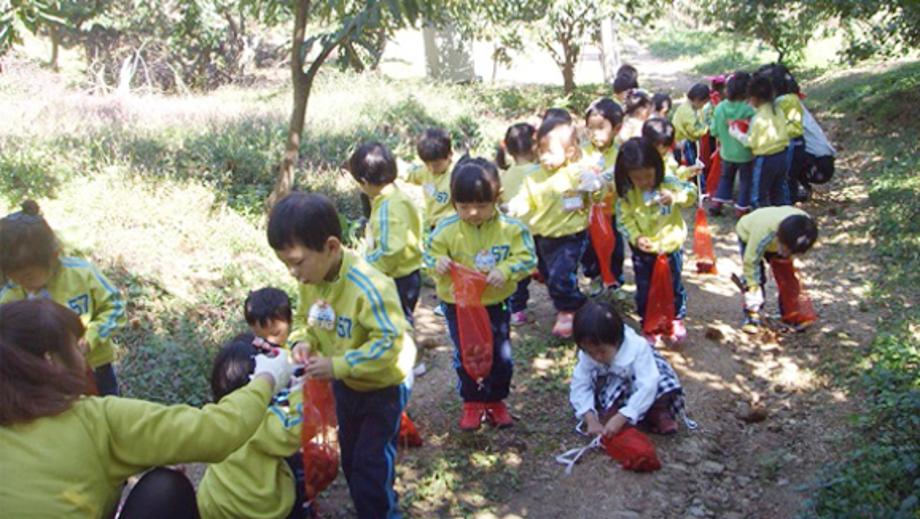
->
425, 157, 537, 431
0, 298, 293, 519
0, 201, 125, 395
615, 138, 697, 345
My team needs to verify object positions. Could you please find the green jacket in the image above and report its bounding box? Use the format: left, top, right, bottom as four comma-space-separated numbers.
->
710, 100, 756, 163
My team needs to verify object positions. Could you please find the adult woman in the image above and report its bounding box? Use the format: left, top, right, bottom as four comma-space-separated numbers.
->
0, 299, 294, 518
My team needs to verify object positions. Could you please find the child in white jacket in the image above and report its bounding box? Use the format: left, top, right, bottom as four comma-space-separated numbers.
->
569, 301, 690, 437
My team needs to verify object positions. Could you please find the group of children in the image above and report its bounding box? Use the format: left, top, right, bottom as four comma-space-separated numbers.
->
0, 61, 829, 518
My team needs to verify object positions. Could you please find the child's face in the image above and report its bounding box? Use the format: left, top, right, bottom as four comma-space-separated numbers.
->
356, 179, 384, 199
583, 342, 617, 365
691, 99, 707, 111
539, 128, 577, 171
275, 238, 342, 286
655, 144, 670, 157
250, 318, 291, 347
425, 154, 453, 176
628, 167, 657, 192
777, 243, 792, 257
455, 201, 495, 227
657, 103, 671, 118
586, 115, 617, 150
7, 265, 53, 293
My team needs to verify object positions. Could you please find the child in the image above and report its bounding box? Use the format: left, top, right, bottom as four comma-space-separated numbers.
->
244, 287, 292, 349
425, 158, 536, 430
642, 117, 703, 182
197, 333, 307, 519
736, 206, 817, 332
570, 301, 689, 436
508, 114, 590, 338
496, 122, 540, 326
580, 97, 626, 297
652, 92, 672, 119
729, 73, 790, 208
268, 192, 416, 518
614, 138, 697, 344
710, 71, 757, 217
403, 128, 457, 230
349, 141, 424, 325
0, 200, 125, 395
612, 64, 639, 106
771, 65, 809, 202
671, 83, 711, 166
618, 89, 652, 142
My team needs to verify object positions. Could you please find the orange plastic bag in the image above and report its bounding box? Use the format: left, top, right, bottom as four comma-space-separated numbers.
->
302, 379, 339, 501
589, 203, 617, 288
643, 254, 675, 337
601, 427, 661, 472
693, 207, 717, 274
769, 258, 817, 325
451, 264, 493, 383
84, 367, 98, 395
398, 411, 422, 448
705, 149, 722, 196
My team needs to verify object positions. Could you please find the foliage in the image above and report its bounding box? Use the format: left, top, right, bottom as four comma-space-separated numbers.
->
819, 0, 920, 63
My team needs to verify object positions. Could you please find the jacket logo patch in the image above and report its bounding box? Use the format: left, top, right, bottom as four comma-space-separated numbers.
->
336, 316, 353, 339
67, 294, 89, 315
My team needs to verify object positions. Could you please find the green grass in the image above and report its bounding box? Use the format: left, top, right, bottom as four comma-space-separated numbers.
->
799, 60, 920, 518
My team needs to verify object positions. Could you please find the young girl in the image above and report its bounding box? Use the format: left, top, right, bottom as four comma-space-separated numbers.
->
580, 97, 626, 297
197, 333, 306, 519
642, 117, 703, 182
651, 92, 672, 119
612, 64, 639, 106
496, 122, 540, 326
508, 114, 591, 338
570, 301, 689, 436
425, 157, 537, 430
770, 65, 809, 202
618, 89, 653, 142
730, 73, 790, 208
614, 138, 696, 344
0, 201, 125, 395
710, 71, 757, 217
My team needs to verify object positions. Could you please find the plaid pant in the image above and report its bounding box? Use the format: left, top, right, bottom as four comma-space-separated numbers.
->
594, 350, 688, 423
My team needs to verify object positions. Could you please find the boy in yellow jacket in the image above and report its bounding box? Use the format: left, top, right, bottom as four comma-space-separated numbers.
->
0, 201, 125, 395
671, 83, 710, 166
349, 141, 424, 325
268, 191, 416, 518
402, 128, 457, 230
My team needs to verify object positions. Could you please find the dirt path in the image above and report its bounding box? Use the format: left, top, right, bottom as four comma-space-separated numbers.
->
305, 54, 874, 518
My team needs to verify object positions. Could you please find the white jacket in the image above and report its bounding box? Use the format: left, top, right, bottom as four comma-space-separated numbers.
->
569, 326, 660, 423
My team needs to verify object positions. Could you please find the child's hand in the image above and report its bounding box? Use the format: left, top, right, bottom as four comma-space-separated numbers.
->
486, 268, 506, 287
584, 412, 603, 436
637, 237, 655, 254
291, 342, 312, 364
77, 338, 90, 356
602, 412, 629, 438
435, 257, 453, 276
657, 190, 674, 206
303, 357, 334, 380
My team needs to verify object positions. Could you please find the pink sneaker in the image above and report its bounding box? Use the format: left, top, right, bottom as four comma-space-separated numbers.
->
510, 311, 528, 327
669, 319, 687, 344
551, 312, 574, 338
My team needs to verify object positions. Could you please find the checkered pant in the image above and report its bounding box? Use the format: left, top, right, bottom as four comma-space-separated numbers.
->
594, 351, 688, 424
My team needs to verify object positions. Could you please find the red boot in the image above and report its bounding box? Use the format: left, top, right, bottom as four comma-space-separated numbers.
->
485, 401, 513, 428
459, 402, 485, 431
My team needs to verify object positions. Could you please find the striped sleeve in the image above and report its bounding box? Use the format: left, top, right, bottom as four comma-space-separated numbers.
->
497, 215, 537, 283
73, 259, 126, 351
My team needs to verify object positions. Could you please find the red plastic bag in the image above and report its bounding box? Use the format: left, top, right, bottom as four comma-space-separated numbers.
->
589, 203, 617, 288
601, 427, 661, 472
398, 411, 422, 448
693, 207, 717, 274
769, 258, 817, 325
699, 132, 712, 171
302, 379, 339, 501
643, 254, 675, 337
84, 367, 98, 395
451, 264, 493, 383
728, 119, 750, 135
705, 149, 722, 196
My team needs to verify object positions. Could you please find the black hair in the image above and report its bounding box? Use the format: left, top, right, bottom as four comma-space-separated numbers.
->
687, 83, 711, 102
623, 90, 652, 117
244, 287, 292, 327
537, 113, 572, 141
748, 74, 775, 104
614, 137, 664, 197
416, 128, 452, 162
759, 63, 799, 97
726, 71, 751, 101
267, 192, 342, 252
585, 97, 625, 129
0, 201, 59, 274
348, 142, 397, 186
451, 157, 501, 204
612, 64, 639, 94
652, 92, 672, 114
777, 214, 818, 254
210, 333, 257, 401
641, 117, 676, 149
573, 300, 625, 349
541, 107, 573, 125
496, 122, 536, 170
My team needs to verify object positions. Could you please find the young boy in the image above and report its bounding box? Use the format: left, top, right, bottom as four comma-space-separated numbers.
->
642, 118, 703, 182
403, 128, 457, 230
736, 206, 818, 332
268, 192, 416, 518
349, 141, 424, 325
671, 83, 711, 166
244, 286, 293, 349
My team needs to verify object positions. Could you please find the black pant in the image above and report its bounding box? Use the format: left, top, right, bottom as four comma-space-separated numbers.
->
535, 232, 587, 312
119, 468, 197, 519
393, 270, 421, 326
333, 381, 408, 519
443, 302, 513, 402
94, 363, 119, 396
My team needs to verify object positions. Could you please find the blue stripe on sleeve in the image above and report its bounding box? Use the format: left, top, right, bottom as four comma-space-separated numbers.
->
343, 268, 397, 366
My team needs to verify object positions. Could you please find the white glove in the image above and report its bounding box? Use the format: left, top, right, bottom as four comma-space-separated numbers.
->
744, 289, 764, 312
252, 349, 294, 394
728, 125, 750, 145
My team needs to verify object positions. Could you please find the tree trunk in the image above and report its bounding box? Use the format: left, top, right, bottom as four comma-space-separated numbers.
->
560, 36, 577, 95
50, 25, 61, 71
